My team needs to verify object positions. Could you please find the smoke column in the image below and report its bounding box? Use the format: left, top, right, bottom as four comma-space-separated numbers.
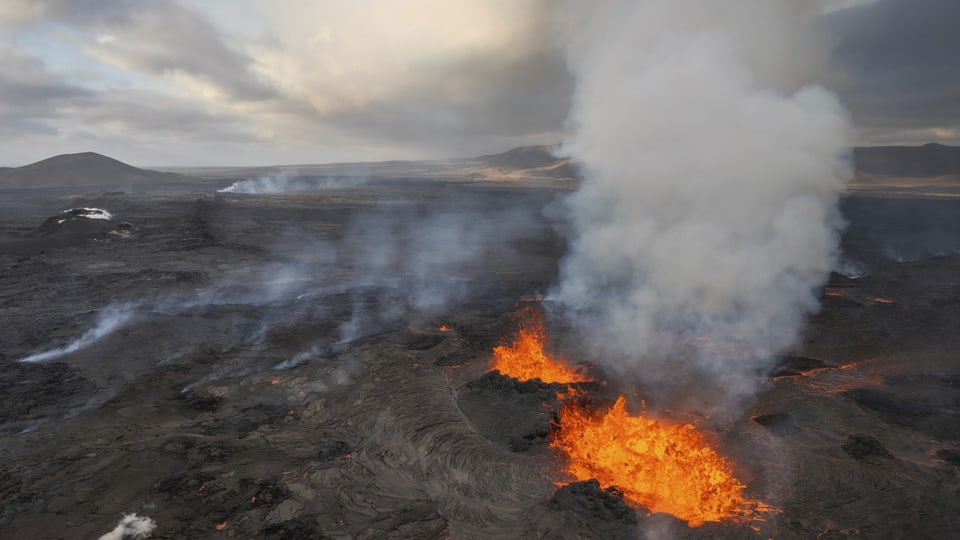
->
553, 1, 851, 412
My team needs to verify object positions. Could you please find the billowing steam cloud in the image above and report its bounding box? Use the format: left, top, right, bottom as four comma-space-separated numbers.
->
97, 513, 156, 540
553, 1, 850, 412
218, 172, 367, 194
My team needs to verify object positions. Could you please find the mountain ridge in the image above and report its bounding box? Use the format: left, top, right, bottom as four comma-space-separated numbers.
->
0, 151, 193, 189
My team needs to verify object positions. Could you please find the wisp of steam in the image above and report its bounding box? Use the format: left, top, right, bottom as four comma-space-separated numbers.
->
218, 172, 367, 194
553, 1, 851, 412
97, 513, 156, 540
18, 304, 136, 363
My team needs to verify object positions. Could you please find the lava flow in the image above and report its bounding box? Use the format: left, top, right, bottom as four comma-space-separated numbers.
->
552, 397, 766, 526
489, 304, 590, 384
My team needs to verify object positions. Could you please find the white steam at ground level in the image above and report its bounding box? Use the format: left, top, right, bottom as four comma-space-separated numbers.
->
218, 172, 367, 194
553, 0, 851, 413
18, 304, 136, 363
97, 513, 156, 540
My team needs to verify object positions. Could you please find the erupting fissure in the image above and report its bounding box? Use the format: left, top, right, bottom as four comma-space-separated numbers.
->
552, 397, 767, 527
489, 304, 590, 384
488, 305, 769, 527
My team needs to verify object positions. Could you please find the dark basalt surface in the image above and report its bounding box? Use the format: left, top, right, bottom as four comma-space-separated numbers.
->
769, 355, 830, 378
1, 183, 959, 539
547, 479, 638, 539
842, 434, 894, 463
752, 412, 800, 437
458, 371, 568, 453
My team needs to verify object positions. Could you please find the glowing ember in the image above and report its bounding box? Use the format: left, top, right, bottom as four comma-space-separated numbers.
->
824, 288, 847, 298
271, 378, 280, 385
871, 297, 894, 304
551, 396, 765, 526
215, 521, 228, 531
490, 305, 589, 384
438, 324, 451, 332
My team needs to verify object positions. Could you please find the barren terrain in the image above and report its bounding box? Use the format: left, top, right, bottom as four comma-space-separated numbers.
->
1, 166, 959, 539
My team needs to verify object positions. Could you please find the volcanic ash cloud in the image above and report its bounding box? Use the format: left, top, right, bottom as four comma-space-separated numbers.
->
553, 1, 851, 409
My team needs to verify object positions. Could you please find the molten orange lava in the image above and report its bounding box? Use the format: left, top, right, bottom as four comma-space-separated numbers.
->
551, 396, 764, 527
438, 324, 451, 332
871, 296, 894, 304
215, 521, 228, 531
490, 305, 589, 384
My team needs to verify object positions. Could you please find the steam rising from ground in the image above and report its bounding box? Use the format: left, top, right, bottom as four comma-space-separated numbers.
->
553, 1, 851, 412
341, 202, 538, 314
19, 304, 136, 363
97, 513, 156, 540
16, 186, 545, 398
218, 172, 367, 194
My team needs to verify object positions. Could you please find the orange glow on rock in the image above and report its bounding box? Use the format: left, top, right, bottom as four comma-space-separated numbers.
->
489, 305, 589, 384
438, 324, 451, 332
215, 521, 228, 531
551, 396, 767, 527
871, 297, 895, 304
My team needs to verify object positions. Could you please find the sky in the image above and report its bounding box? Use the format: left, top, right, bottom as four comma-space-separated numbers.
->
0, 0, 956, 166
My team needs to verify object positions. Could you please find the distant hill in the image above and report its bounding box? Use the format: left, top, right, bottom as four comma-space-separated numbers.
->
0, 152, 193, 189
854, 143, 960, 178
479, 145, 561, 170
473, 145, 578, 181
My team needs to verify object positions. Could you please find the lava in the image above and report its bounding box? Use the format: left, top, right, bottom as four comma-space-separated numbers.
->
824, 288, 848, 298
871, 297, 895, 304
489, 304, 589, 384
551, 396, 766, 527
489, 303, 769, 526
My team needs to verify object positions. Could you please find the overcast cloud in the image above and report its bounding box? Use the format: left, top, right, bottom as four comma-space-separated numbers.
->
0, 0, 954, 166
823, 0, 960, 146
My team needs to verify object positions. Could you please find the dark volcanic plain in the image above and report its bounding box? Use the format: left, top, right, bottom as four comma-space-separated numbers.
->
2, 155, 960, 539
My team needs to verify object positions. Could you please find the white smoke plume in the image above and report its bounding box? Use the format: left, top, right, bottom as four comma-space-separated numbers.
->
339, 197, 543, 316
97, 513, 156, 540
553, 1, 851, 413
19, 304, 137, 363
218, 172, 367, 194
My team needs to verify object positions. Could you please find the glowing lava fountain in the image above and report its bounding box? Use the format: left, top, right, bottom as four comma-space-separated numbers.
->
552, 397, 767, 526
489, 304, 590, 384
488, 304, 768, 526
